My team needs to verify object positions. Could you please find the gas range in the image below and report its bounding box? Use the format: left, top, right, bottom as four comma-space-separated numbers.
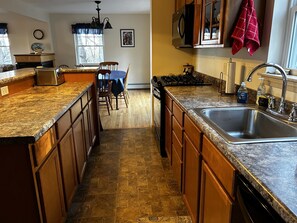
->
151, 73, 211, 88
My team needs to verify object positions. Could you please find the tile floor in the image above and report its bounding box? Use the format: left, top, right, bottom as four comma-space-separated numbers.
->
66, 128, 192, 223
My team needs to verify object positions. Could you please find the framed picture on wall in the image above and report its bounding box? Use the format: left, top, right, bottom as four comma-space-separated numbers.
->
120, 29, 135, 47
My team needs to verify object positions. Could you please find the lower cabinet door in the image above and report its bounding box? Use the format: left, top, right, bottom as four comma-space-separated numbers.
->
165, 106, 172, 164
172, 143, 183, 192
183, 134, 201, 223
37, 149, 65, 223
59, 129, 78, 210
83, 105, 92, 156
199, 161, 233, 223
88, 99, 96, 147
73, 114, 87, 183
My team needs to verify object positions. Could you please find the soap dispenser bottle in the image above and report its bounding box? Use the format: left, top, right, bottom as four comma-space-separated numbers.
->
237, 82, 248, 103
256, 77, 266, 105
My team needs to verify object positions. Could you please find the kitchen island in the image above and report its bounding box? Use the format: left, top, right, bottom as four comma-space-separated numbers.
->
165, 85, 297, 223
0, 69, 99, 223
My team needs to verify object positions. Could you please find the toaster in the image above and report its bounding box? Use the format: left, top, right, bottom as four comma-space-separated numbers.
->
35, 68, 65, 86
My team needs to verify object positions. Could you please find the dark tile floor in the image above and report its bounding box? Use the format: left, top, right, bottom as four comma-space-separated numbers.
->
66, 128, 191, 223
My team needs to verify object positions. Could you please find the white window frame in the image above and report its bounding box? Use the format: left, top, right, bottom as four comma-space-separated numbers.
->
73, 33, 104, 66
283, 1, 297, 70
0, 33, 12, 66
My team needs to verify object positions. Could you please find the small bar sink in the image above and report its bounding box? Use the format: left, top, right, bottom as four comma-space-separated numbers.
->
194, 107, 297, 144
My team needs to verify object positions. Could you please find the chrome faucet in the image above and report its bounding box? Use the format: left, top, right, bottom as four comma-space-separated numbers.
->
246, 63, 288, 114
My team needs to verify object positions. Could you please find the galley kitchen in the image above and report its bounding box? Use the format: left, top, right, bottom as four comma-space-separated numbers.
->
1, 0, 297, 223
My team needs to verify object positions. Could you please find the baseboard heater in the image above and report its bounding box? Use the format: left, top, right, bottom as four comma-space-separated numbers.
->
127, 83, 150, 89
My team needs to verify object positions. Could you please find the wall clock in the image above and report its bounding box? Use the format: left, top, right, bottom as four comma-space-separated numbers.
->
33, 29, 44, 40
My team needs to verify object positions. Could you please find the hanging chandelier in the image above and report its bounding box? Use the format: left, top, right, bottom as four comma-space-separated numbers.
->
91, 1, 112, 29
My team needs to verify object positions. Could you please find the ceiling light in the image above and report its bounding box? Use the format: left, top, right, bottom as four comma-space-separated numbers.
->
91, 1, 112, 30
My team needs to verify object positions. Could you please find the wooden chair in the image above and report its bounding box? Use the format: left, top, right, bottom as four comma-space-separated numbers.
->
96, 69, 113, 115
117, 65, 130, 107
99, 61, 119, 70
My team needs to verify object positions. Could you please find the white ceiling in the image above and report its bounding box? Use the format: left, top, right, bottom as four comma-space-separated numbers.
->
18, 0, 150, 14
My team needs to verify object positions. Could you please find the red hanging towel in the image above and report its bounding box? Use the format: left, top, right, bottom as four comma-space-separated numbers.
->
231, 0, 260, 55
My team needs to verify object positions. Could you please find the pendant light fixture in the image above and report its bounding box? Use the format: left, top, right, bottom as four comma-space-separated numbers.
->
91, 1, 112, 29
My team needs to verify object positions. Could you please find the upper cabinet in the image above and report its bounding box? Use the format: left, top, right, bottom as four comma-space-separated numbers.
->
200, 0, 225, 46
175, 0, 195, 12
175, 0, 267, 48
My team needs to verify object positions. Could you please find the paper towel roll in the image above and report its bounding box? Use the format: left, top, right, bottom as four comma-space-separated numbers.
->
225, 59, 236, 94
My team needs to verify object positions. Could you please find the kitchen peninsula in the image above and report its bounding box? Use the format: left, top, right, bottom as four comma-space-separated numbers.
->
165, 85, 297, 223
0, 68, 99, 223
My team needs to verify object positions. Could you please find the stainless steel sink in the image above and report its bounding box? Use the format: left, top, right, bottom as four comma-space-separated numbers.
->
194, 107, 297, 144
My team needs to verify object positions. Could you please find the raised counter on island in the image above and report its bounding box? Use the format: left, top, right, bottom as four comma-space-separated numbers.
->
0, 69, 99, 223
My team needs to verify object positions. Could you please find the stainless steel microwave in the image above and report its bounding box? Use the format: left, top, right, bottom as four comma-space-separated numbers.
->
172, 4, 194, 48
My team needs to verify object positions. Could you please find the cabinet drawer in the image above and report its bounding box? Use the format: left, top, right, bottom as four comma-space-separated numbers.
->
56, 110, 71, 140
33, 128, 55, 166
81, 91, 88, 109
184, 115, 202, 151
202, 136, 236, 197
71, 98, 82, 122
172, 116, 183, 143
172, 131, 182, 160
172, 101, 184, 126
165, 93, 173, 111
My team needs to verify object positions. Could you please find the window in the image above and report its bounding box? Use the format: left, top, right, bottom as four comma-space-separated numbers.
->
284, 1, 297, 70
74, 33, 104, 66
0, 23, 12, 65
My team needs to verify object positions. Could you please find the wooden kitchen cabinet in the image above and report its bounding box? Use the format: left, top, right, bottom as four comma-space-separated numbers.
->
88, 98, 97, 148
175, 0, 194, 11
193, 0, 202, 47
37, 149, 66, 223
72, 113, 87, 183
58, 128, 78, 210
165, 93, 173, 163
183, 114, 202, 223
199, 136, 235, 223
171, 101, 184, 191
200, 0, 225, 46
83, 104, 92, 155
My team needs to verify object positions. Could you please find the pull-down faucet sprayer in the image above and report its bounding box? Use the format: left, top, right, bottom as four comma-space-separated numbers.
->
246, 63, 288, 114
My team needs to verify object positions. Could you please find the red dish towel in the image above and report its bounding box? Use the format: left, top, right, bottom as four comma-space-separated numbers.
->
231, 0, 260, 55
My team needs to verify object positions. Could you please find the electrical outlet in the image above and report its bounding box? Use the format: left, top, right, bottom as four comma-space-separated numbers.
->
0, 86, 9, 96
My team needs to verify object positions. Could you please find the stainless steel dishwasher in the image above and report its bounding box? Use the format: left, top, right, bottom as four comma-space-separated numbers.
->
232, 174, 285, 223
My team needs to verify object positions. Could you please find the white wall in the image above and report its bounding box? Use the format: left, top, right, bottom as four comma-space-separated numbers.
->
50, 13, 150, 89
0, 12, 53, 64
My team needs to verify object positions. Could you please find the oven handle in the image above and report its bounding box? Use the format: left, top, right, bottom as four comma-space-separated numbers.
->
153, 88, 161, 100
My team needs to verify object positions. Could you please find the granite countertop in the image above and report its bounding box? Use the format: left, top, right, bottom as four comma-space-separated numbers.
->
60, 67, 98, 73
0, 82, 92, 144
0, 68, 36, 85
165, 85, 297, 223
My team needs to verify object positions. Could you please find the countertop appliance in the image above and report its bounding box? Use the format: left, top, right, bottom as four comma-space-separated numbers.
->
172, 3, 194, 48
35, 68, 65, 86
151, 73, 211, 157
232, 174, 285, 223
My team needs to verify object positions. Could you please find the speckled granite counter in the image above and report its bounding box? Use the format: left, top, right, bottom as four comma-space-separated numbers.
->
0, 68, 35, 85
165, 85, 297, 223
0, 81, 92, 144
60, 67, 97, 73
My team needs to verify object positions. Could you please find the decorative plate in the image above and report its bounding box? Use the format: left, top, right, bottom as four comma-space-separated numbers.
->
31, 42, 45, 53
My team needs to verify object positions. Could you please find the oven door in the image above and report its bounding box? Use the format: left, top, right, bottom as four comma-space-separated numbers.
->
153, 88, 161, 140
152, 87, 167, 157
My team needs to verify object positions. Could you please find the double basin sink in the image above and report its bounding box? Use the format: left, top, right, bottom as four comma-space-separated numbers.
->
194, 106, 297, 144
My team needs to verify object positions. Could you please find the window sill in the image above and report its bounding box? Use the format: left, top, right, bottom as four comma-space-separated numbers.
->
259, 72, 297, 93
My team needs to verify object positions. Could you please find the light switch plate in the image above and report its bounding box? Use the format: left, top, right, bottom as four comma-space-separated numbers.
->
1, 86, 9, 96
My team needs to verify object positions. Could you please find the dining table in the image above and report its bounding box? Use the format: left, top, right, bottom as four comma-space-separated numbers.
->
107, 70, 126, 110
